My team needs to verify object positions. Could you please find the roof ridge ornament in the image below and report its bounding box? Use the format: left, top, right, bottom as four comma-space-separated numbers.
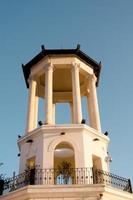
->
76, 44, 80, 50
99, 61, 102, 68
41, 44, 45, 51
22, 46, 101, 88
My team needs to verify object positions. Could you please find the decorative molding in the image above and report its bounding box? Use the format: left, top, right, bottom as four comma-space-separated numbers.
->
44, 62, 54, 72
47, 135, 80, 153
71, 62, 80, 71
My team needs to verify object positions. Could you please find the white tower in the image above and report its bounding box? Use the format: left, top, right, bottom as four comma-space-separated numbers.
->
18, 45, 109, 175
1, 45, 132, 200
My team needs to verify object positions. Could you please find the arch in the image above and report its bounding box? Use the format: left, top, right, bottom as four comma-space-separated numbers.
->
54, 142, 75, 168
47, 135, 80, 153
54, 141, 75, 185
47, 135, 81, 170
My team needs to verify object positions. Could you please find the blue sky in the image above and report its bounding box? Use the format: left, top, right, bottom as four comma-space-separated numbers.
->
0, 0, 133, 183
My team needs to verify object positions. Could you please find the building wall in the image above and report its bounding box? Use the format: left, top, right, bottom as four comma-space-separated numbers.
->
18, 124, 109, 173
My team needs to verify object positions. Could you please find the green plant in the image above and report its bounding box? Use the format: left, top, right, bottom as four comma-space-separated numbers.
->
57, 161, 72, 178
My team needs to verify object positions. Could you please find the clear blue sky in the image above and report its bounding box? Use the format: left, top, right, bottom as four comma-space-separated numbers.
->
0, 0, 133, 183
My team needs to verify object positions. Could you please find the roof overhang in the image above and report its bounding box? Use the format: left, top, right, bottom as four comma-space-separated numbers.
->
22, 45, 102, 88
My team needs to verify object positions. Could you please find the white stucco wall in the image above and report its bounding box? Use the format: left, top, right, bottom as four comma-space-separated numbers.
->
18, 124, 109, 173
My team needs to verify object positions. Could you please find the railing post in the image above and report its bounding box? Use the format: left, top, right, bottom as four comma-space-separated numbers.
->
128, 179, 132, 193
92, 168, 101, 184
92, 167, 96, 184
0, 179, 4, 195
29, 168, 35, 185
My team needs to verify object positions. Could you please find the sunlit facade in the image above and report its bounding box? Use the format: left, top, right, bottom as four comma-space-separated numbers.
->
0, 45, 132, 200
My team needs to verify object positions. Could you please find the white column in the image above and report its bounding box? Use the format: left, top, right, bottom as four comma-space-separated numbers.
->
87, 75, 101, 132
26, 78, 37, 133
52, 103, 56, 124
33, 95, 39, 129
71, 62, 82, 123
44, 63, 53, 124
69, 102, 74, 123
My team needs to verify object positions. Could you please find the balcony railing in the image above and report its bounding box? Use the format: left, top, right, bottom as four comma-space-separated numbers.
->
93, 169, 132, 193
0, 168, 132, 195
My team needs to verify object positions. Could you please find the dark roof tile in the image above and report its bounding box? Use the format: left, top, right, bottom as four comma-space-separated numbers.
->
22, 47, 102, 88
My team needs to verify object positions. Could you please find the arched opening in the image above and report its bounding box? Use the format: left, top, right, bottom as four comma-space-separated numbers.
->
54, 142, 75, 184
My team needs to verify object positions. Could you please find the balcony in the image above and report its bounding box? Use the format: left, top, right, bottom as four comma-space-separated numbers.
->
0, 168, 132, 196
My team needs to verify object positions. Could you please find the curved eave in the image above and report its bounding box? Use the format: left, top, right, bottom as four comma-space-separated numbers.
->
22, 48, 102, 88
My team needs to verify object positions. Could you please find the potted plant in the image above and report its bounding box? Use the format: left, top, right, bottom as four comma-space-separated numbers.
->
57, 161, 72, 184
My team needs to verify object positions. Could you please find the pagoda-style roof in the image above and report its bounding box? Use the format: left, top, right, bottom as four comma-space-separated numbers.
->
22, 45, 102, 88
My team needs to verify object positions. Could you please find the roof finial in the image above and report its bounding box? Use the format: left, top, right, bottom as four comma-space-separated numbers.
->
41, 44, 45, 51
99, 61, 102, 65
76, 44, 80, 50
99, 61, 102, 67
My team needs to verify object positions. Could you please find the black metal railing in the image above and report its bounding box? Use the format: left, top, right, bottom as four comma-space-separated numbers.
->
93, 169, 132, 193
1, 169, 34, 195
35, 168, 93, 185
0, 168, 132, 195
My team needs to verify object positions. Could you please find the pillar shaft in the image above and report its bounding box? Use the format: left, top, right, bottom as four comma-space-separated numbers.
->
44, 63, 53, 124
71, 63, 82, 123
34, 95, 39, 129
87, 75, 101, 132
26, 78, 37, 133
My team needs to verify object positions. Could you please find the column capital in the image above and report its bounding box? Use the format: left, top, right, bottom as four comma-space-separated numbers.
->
44, 62, 54, 72
89, 74, 97, 84
84, 76, 92, 96
71, 62, 80, 70
86, 88, 90, 96
86, 74, 97, 92
28, 73, 37, 83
